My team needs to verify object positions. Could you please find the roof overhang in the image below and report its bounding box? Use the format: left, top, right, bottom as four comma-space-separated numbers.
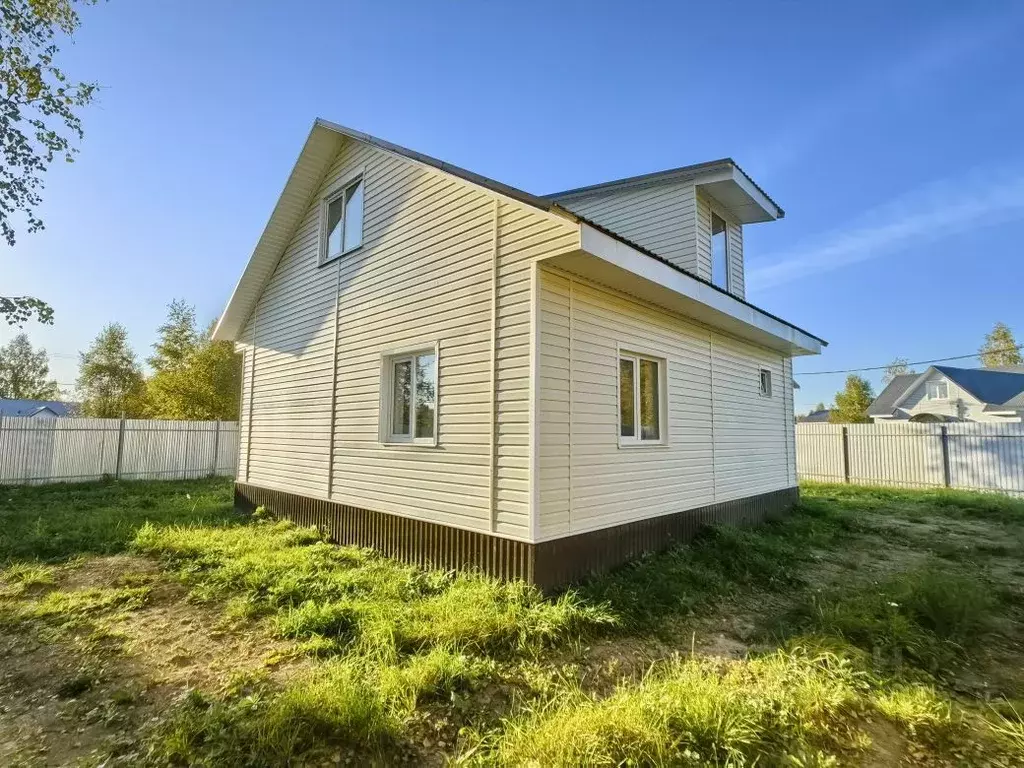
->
212, 123, 345, 342
542, 224, 824, 356
694, 165, 782, 224
550, 159, 783, 225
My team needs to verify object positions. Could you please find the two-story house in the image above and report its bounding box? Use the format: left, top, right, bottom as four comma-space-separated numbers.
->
212, 119, 825, 588
869, 365, 1024, 423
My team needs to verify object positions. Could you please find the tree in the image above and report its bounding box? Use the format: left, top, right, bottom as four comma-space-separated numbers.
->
0, 333, 60, 399
145, 315, 241, 421
830, 375, 875, 424
76, 323, 146, 417
979, 322, 1022, 368
148, 299, 199, 373
2, 0, 100, 326
883, 357, 916, 385
812, 402, 827, 413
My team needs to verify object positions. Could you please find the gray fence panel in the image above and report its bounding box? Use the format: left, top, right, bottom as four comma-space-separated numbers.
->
0, 417, 238, 485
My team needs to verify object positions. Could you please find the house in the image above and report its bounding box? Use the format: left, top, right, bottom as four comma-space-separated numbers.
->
212, 119, 825, 588
0, 399, 77, 419
797, 409, 832, 423
868, 365, 1024, 423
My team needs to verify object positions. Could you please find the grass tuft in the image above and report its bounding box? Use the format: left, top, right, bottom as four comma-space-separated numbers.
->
786, 564, 995, 673
133, 519, 615, 656
462, 648, 863, 766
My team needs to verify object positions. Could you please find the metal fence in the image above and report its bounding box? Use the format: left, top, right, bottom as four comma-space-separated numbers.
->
796, 422, 1024, 496
0, 417, 238, 485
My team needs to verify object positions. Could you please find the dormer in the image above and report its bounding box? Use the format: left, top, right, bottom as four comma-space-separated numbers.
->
548, 160, 782, 301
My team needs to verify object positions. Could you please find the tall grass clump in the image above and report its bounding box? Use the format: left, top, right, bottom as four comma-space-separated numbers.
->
150, 658, 397, 765
788, 563, 995, 673
463, 648, 863, 766
133, 518, 615, 657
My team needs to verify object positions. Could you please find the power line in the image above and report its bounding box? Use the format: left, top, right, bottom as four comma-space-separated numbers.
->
797, 344, 1024, 376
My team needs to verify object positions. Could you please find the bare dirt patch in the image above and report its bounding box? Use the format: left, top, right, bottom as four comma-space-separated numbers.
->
0, 555, 306, 766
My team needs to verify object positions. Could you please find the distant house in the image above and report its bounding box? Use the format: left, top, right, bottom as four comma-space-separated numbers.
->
797, 408, 831, 423
0, 399, 77, 419
868, 366, 1024, 423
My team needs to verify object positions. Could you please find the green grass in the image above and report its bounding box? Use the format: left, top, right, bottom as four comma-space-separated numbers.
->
0, 477, 236, 564
2, 478, 1023, 765
132, 517, 614, 657
464, 648, 865, 766
580, 493, 870, 631
781, 563, 997, 674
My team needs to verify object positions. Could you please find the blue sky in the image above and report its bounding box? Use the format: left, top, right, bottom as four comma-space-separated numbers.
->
3, 0, 1023, 413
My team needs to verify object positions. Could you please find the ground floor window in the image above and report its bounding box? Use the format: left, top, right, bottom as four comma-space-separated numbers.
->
618, 351, 665, 444
382, 347, 437, 444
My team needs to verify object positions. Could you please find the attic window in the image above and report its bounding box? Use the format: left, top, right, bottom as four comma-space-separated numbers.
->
926, 380, 948, 400
759, 368, 773, 397
322, 178, 364, 263
711, 212, 729, 290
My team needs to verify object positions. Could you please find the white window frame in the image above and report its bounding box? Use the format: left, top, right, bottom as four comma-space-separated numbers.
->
759, 368, 773, 397
710, 210, 731, 292
616, 346, 668, 448
925, 380, 948, 400
319, 174, 364, 265
379, 341, 440, 447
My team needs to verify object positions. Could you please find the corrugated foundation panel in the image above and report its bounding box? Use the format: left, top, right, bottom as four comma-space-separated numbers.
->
533, 486, 798, 589
236, 482, 796, 590
235, 482, 535, 582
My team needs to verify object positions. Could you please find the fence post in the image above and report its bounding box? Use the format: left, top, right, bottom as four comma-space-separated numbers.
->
940, 426, 951, 488
841, 426, 851, 483
114, 417, 127, 480
210, 420, 221, 477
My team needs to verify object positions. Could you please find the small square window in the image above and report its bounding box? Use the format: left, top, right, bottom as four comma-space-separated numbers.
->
759, 368, 773, 397
619, 352, 665, 445
383, 347, 437, 444
926, 380, 948, 400
321, 178, 364, 263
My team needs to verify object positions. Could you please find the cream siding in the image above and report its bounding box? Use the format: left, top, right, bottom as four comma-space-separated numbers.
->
696, 191, 745, 300
711, 334, 789, 500
237, 135, 579, 541
537, 267, 793, 539
557, 181, 700, 274
558, 183, 747, 301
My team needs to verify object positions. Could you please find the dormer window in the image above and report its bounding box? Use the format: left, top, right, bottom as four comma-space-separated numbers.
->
926, 380, 948, 400
711, 212, 729, 290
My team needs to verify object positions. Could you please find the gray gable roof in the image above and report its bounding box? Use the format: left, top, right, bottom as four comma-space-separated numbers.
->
867, 374, 918, 416
868, 366, 1024, 416
933, 365, 1024, 406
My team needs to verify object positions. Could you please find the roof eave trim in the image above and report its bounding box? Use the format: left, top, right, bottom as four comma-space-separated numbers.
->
576, 222, 825, 355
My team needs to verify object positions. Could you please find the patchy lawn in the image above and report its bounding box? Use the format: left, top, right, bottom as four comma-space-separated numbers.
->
1, 479, 1023, 766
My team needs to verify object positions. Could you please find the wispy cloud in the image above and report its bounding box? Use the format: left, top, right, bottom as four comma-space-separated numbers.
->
750, 7, 1023, 178
747, 168, 1024, 290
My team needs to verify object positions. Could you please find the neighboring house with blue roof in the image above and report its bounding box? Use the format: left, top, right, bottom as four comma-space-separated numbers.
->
868, 365, 1024, 423
0, 399, 77, 419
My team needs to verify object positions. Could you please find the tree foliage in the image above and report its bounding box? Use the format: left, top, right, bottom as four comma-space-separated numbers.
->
147, 299, 198, 373
1, 0, 99, 326
0, 332, 60, 399
143, 303, 241, 420
76, 323, 146, 417
830, 375, 875, 424
979, 322, 1022, 368
882, 357, 916, 385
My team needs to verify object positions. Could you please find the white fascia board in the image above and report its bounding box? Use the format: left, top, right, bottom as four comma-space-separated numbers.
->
574, 224, 823, 355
